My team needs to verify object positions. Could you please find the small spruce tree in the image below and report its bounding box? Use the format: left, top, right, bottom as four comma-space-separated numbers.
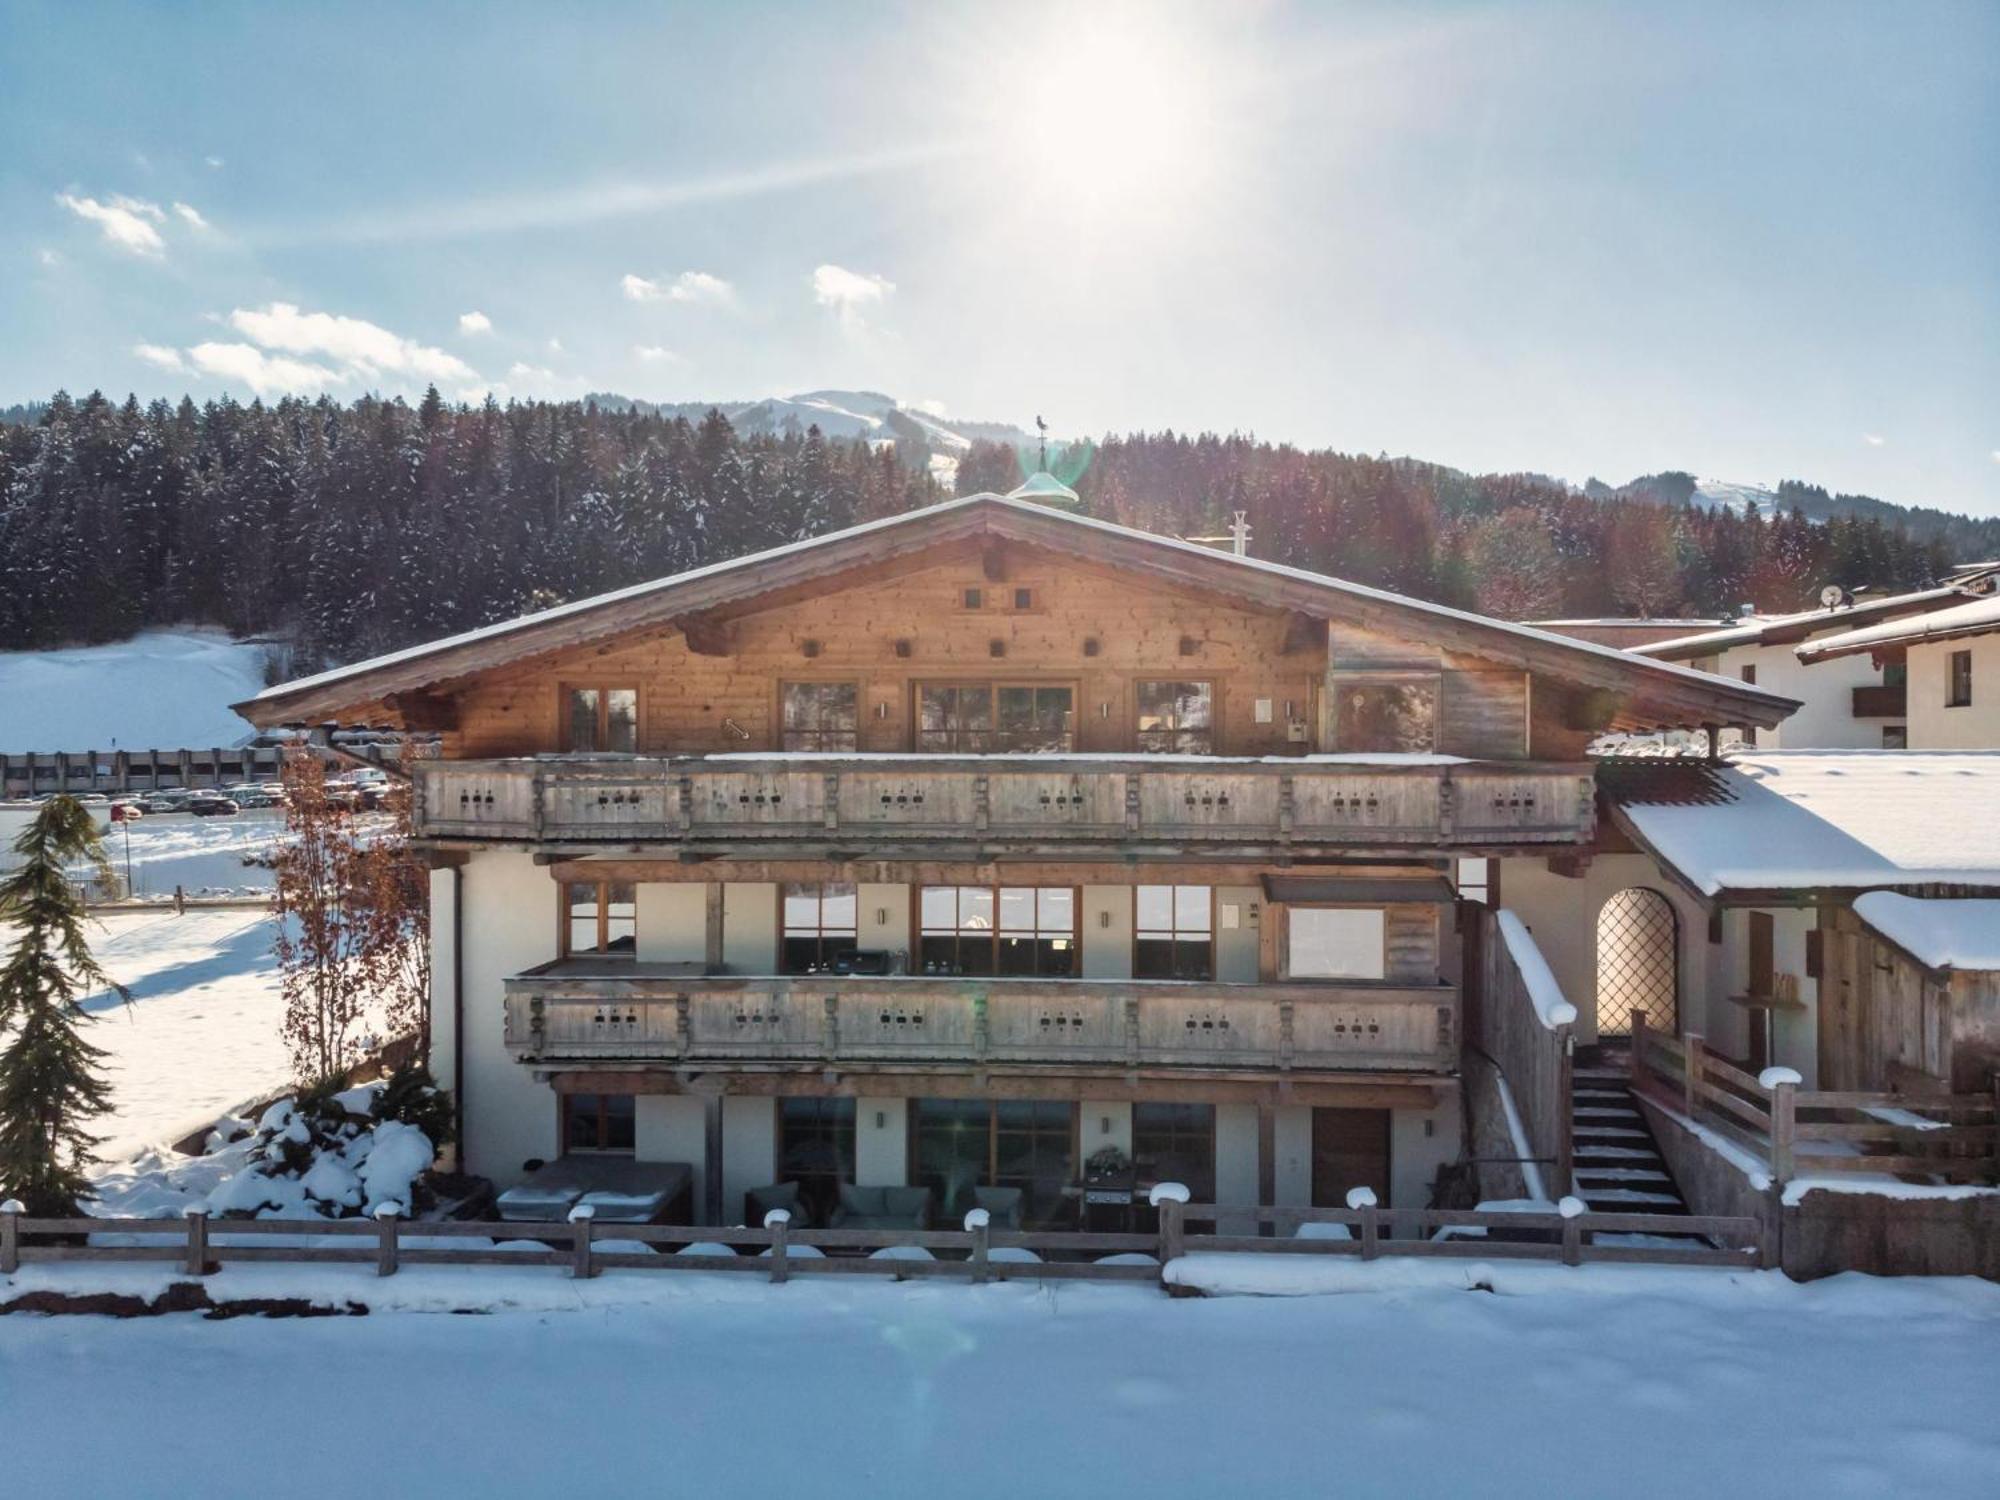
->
0, 796, 127, 1216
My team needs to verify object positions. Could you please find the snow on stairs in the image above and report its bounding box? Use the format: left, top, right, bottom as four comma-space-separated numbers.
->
1570, 1045, 1702, 1234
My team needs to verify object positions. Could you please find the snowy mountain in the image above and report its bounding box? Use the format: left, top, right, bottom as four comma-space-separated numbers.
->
583, 388, 1035, 456
1691, 478, 1781, 515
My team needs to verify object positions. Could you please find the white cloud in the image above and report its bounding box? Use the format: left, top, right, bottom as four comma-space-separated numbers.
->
622, 269, 734, 305
204, 155, 225, 169
1863, 433, 1886, 447
811, 264, 895, 329
57, 193, 167, 257
187, 341, 343, 397
458, 310, 493, 335
36, 248, 61, 267
508, 361, 556, 381
633, 344, 684, 364
912, 397, 949, 417
547, 337, 565, 354
172, 202, 211, 231
227, 302, 477, 384
132, 343, 187, 373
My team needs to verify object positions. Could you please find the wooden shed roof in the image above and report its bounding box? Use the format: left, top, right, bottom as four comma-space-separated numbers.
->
237, 493, 1798, 731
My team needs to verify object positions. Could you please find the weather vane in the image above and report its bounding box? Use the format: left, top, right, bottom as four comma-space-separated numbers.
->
1035, 413, 1048, 473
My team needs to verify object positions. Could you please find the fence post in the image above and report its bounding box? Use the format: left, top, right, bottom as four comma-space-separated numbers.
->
182, 1205, 211, 1277
1558, 1195, 1586, 1267
1768, 1075, 1797, 1185
1158, 1199, 1184, 1265
1348, 1186, 1379, 1260
1684, 1033, 1705, 1120
0, 1199, 20, 1275
568, 1204, 596, 1281
765, 1208, 791, 1285
1630, 1008, 1648, 1089
374, 1201, 402, 1277
965, 1207, 991, 1285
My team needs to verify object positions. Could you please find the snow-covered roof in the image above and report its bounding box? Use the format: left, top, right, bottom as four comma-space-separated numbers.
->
1610, 751, 2000, 897
1797, 591, 2000, 663
242, 492, 1797, 729
1851, 893, 2000, 972
1631, 586, 1971, 660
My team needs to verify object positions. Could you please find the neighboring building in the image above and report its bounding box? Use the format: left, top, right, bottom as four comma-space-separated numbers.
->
1532, 618, 1729, 650
1630, 567, 2000, 750
1797, 585, 2000, 750
236, 487, 1789, 1230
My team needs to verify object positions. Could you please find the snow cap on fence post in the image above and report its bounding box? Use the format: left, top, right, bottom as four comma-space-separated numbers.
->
761, 1207, 792, 1229
1344, 1186, 1377, 1211
566, 1203, 595, 1224
373, 1200, 404, 1220
962, 1207, 991, 1231
0, 1200, 23, 1216
1148, 1181, 1191, 1207
181, 1203, 210, 1218
1758, 1067, 1804, 1090
1557, 1195, 1587, 1219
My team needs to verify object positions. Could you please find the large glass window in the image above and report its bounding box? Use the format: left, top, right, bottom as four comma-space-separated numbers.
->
564, 881, 636, 958
1133, 1103, 1214, 1201
1334, 677, 1437, 753
1136, 681, 1214, 754
565, 687, 638, 752
917, 683, 1074, 753
781, 882, 858, 973
778, 1097, 855, 1225
562, 1092, 636, 1153
912, 1099, 1074, 1228
780, 682, 859, 751
1135, 885, 1214, 980
1287, 908, 1386, 980
919, 886, 1076, 976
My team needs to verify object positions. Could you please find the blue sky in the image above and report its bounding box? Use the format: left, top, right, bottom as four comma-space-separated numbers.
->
3, 0, 1996, 512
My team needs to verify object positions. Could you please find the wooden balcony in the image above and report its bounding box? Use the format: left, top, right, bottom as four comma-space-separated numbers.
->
1850, 683, 1907, 719
501, 968, 1458, 1076
415, 754, 1595, 851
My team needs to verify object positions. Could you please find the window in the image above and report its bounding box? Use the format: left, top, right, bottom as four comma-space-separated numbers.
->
912, 1098, 1074, 1227
778, 1097, 855, 1224
1011, 586, 1035, 610
1948, 649, 1973, 708
781, 882, 858, 973
1740, 664, 1757, 685
1334, 677, 1437, 753
1882, 725, 1908, 750
1455, 858, 1491, 905
1287, 907, 1386, 980
564, 687, 638, 752
1134, 885, 1214, 979
780, 682, 858, 751
962, 587, 983, 610
917, 683, 1074, 752
562, 1092, 636, 1153
564, 880, 636, 958
1883, 659, 1908, 688
1133, 1102, 1214, 1201
1136, 681, 1214, 754
919, 886, 1077, 976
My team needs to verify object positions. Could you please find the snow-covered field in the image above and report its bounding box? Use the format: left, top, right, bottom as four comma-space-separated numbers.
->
0, 1265, 1994, 1498
94, 807, 287, 896
74, 906, 287, 1160
0, 628, 269, 751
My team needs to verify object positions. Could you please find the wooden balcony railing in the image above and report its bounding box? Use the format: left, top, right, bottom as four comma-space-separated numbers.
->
501, 970, 1458, 1075
1850, 683, 1907, 719
415, 754, 1595, 850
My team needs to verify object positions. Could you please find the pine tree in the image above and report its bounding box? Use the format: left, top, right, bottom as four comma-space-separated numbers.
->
0, 796, 126, 1216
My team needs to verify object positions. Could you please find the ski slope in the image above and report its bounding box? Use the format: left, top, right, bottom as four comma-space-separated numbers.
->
0, 628, 268, 751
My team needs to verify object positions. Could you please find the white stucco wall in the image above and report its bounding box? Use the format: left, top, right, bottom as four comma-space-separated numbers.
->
721, 1096, 777, 1225
722, 882, 777, 972
1498, 853, 1723, 1049
1717, 906, 1821, 1086
855, 1096, 907, 1186
636, 882, 706, 963
1710, 641, 1898, 749
1391, 1095, 1461, 1214
456, 849, 564, 1184
1081, 886, 1132, 977
1906, 635, 2000, 748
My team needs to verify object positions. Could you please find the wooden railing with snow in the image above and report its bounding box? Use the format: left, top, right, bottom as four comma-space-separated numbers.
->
1630, 1013, 2000, 1186
1471, 908, 1574, 1196
0, 1192, 1765, 1287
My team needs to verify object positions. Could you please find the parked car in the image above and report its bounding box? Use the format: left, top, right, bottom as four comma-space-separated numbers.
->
109, 800, 145, 822
187, 795, 240, 817
222, 783, 277, 808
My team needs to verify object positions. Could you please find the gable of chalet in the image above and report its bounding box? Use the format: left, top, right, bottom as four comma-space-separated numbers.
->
238, 493, 1795, 735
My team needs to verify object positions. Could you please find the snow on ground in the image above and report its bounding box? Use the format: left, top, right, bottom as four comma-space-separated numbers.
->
0, 1264, 1996, 1498
0, 628, 268, 751
66, 907, 287, 1160
92, 807, 287, 896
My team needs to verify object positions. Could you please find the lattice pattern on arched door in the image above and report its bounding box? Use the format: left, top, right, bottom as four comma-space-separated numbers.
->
1596, 887, 1678, 1037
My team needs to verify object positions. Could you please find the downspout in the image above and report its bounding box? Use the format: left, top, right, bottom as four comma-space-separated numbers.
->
452, 865, 466, 1171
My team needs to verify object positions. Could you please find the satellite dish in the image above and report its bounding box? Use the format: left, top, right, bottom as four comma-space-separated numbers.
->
1820, 584, 1847, 610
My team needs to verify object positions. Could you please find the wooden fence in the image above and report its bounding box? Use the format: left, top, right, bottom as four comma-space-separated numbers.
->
0, 1196, 1764, 1287
1471, 908, 1573, 1196
1631, 1012, 1999, 1185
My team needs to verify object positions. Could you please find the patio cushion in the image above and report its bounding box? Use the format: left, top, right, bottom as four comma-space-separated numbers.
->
832, 1182, 931, 1229
972, 1186, 1024, 1230
746, 1181, 807, 1228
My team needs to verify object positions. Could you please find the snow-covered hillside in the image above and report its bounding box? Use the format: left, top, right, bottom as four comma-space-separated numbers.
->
1693, 478, 1782, 514
0, 628, 268, 751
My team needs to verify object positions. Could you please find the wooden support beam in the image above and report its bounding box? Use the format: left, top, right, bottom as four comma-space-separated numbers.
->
678, 613, 736, 657
1279, 612, 1324, 656
541, 857, 1445, 887
383, 691, 459, 732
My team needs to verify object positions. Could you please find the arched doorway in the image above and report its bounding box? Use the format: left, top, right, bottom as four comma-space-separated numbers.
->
1596, 888, 1678, 1037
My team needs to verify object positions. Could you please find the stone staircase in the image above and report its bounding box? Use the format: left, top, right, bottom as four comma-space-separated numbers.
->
1568, 1045, 1694, 1220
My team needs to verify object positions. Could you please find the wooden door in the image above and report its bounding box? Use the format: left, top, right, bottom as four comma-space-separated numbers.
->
1310, 1108, 1389, 1208
1747, 911, 1774, 1073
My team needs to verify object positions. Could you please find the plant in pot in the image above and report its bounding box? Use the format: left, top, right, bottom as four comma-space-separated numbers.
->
1085, 1145, 1132, 1186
